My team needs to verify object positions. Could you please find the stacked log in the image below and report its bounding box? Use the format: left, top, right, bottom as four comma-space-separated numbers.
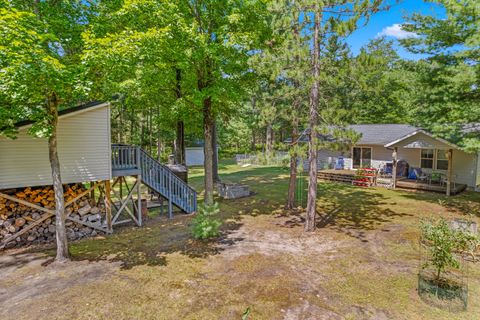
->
0, 184, 105, 249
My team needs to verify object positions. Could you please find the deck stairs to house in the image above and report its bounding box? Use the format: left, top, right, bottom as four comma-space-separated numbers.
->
111, 144, 197, 215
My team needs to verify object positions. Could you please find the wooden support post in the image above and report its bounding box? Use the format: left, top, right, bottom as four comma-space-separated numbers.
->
90, 183, 96, 206
105, 180, 112, 232
392, 147, 398, 189
168, 174, 173, 219
119, 175, 123, 200
160, 196, 164, 216
111, 180, 139, 225
137, 174, 142, 226
446, 149, 453, 196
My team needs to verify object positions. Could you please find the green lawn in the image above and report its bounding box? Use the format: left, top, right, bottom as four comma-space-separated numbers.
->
1, 161, 480, 319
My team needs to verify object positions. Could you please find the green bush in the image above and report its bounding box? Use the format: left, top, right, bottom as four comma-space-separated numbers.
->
192, 202, 222, 240
421, 218, 478, 281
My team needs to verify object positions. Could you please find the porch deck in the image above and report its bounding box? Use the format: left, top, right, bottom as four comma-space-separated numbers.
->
396, 178, 467, 195
317, 170, 467, 195
317, 169, 356, 184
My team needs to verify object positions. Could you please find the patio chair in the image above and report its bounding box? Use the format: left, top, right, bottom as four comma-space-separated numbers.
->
334, 156, 345, 170
430, 171, 443, 185
413, 168, 429, 184
380, 163, 393, 178
441, 174, 457, 189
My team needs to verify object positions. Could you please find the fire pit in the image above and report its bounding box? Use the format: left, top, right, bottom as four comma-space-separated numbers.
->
217, 182, 250, 199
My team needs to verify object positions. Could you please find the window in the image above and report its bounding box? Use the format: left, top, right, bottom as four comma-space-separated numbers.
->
353, 147, 372, 169
436, 150, 449, 170
420, 149, 434, 169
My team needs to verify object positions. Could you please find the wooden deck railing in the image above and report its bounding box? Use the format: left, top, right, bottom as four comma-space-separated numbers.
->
111, 144, 139, 170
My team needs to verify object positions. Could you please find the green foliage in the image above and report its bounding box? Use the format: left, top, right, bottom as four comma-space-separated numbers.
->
0, 2, 90, 138
400, 0, 480, 151
191, 202, 222, 240
421, 218, 478, 281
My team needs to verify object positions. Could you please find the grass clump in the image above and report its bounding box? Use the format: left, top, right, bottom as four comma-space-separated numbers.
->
192, 202, 222, 240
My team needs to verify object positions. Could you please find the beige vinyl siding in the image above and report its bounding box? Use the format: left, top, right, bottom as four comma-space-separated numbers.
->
344, 145, 419, 170
0, 104, 111, 189
302, 149, 344, 171
344, 145, 476, 188
451, 150, 477, 188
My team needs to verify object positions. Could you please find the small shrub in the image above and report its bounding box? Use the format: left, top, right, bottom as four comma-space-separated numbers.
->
421, 218, 477, 281
192, 202, 222, 240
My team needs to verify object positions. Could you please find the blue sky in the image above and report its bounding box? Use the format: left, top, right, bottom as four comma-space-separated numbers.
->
347, 0, 446, 60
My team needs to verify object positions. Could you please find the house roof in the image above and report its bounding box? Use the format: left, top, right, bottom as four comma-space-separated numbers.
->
290, 124, 420, 146
384, 129, 460, 149
13, 101, 108, 129
349, 124, 419, 145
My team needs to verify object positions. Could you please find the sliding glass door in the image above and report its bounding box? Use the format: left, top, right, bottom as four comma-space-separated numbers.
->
353, 147, 372, 169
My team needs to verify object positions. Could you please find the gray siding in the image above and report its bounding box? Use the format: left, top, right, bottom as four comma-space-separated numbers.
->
0, 104, 111, 189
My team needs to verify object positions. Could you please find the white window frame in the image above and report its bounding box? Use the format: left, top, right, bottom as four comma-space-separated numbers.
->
352, 146, 373, 169
420, 149, 434, 170
419, 148, 449, 171
436, 149, 449, 171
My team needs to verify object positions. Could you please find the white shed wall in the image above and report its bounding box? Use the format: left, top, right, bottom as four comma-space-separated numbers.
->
186, 147, 205, 166
0, 104, 111, 189
185, 147, 219, 167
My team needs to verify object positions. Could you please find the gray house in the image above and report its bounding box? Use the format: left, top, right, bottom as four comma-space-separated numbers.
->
298, 124, 480, 193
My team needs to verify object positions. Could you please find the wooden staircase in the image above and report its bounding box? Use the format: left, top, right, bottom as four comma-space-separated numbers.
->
111, 145, 197, 216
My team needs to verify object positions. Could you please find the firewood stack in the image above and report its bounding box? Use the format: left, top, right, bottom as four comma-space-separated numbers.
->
0, 184, 106, 249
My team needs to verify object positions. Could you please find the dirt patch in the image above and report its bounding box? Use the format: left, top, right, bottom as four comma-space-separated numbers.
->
219, 218, 345, 259
0, 252, 121, 319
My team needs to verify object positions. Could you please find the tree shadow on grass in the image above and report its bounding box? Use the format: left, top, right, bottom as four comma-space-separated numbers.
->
12, 213, 245, 271
314, 183, 412, 242
400, 190, 480, 218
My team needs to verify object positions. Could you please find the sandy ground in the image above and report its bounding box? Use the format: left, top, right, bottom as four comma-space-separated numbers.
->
0, 213, 440, 320
0, 185, 479, 320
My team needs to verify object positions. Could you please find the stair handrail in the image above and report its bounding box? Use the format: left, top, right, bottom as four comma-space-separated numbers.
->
112, 144, 197, 213
138, 148, 197, 194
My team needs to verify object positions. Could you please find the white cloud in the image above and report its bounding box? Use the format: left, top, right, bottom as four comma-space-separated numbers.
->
377, 24, 418, 40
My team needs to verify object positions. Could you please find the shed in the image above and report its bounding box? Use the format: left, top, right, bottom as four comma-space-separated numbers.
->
0, 101, 112, 190
185, 140, 219, 166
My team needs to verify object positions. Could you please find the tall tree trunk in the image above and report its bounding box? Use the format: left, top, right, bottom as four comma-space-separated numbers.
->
174, 121, 185, 164
174, 68, 186, 165
203, 97, 215, 205
266, 123, 274, 157
286, 103, 299, 210
212, 120, 220, 183
119, 102, 123, 144
305, 6, 321, 232
47, 93, 69, 262
148, 106, 153, 154
286, 10, 301, 210
157, 137, 163, 161
251, 130, 256, 152
251, 96, 257, 151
